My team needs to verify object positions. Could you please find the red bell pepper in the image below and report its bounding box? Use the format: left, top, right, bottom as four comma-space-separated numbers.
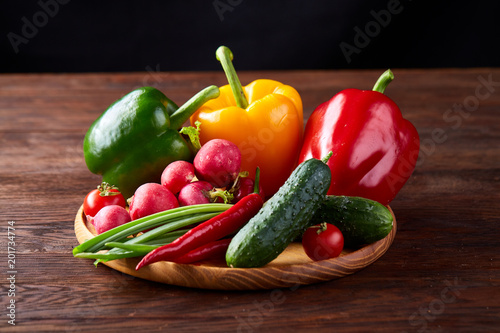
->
298, 69, 420, 205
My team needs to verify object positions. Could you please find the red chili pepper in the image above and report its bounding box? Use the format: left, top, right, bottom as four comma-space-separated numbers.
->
173, 238, 232, 264
298, 69, 420, 205
136, 169, 263, 270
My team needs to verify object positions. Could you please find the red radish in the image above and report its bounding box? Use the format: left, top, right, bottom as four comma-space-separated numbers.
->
178, 181, 213, 206
233, 177, 265, 203
93, 205, 131, 234
161, 161, 196, 194
178, 181, 233, 206
194, 139, 241, 188
129, 183, 179, 220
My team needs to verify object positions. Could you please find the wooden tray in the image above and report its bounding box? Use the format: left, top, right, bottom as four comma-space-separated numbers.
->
74, 205, 397, 290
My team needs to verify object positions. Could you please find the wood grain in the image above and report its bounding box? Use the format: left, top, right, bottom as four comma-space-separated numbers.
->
0, 69, 499, 332
74, 205, 397, 290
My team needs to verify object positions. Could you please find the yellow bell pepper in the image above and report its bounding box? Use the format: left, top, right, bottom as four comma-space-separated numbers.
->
190, 46, 303, 197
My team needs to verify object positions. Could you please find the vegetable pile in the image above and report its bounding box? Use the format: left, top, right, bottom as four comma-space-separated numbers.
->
74, 45, 420, 271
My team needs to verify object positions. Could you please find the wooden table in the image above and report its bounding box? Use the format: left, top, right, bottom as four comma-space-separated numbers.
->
1, 69, 499, 332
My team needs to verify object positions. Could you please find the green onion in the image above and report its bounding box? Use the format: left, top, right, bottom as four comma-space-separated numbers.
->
119, 213, 214, 245
139, 229, 189, 245
73, 203, 231, 255
105, 242, 158, 252
74, 230, 185, 262
90, 213, 216, 264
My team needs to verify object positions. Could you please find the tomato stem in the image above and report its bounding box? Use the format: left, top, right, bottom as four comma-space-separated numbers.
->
308, 223, 328, 235
317, 222, 328, 234
97, 182, 121, 197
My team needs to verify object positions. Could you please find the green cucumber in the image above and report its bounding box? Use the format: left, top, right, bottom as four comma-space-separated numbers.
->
226, 155, 332, 268
311, 195, 393, 248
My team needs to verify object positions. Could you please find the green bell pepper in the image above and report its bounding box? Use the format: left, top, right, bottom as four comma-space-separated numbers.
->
83, 85, 220, 198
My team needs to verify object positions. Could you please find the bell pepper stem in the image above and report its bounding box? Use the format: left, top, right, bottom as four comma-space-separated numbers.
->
170, 85, 220, 130
216, 46, 249, 109
372, 69, 394, 94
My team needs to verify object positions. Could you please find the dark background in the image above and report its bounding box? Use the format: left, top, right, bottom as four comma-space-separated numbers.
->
1, 0, 498, 72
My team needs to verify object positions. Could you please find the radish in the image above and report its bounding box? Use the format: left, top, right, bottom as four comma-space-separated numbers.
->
161, 160, 196, 194
129, 183, 179, 220
178, 181, 233, 206
93, 205, 131, 234
194, 139, 241, 188
178, 181, 213, 206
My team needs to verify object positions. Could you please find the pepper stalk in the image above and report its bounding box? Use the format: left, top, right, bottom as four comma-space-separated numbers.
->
216, 46, 249, 109
372, 69, 394, 94
170, 85, 220, 130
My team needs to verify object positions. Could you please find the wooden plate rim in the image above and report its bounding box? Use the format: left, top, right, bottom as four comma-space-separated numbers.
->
74, 205, 397, 290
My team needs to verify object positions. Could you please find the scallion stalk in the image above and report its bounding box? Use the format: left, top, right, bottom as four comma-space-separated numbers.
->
73, 203, 231, 255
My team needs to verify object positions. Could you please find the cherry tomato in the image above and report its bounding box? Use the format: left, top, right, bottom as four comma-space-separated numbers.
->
83, 182, 127, 217
302, 223, 344, 261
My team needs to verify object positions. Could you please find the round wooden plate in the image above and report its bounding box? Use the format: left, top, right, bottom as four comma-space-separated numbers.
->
74, 205, 397, 290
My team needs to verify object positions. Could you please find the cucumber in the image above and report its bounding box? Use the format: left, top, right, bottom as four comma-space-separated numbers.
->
311, 195, 393, 248
226, 156, 332, 268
